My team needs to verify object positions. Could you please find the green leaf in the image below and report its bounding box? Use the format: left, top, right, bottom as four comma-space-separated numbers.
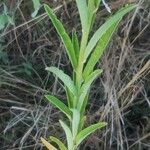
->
59, 120, 73, 150
77, 69, 102, 112
76, 0, 89, 31
76, 122, 107, 146
78, 116, 86, 132
72, 109, 80, 137
46, 67, 77, 96
31, 0, 41, 17
72, 30, 80, 60
83, 21, 119, 78
88, 0, 102, 31
45, 95, 72, 120
88, 0, 96, 31
0, 14, 9, 30
84, 4, 136, 62
49, 136, 67, 150
65, 87, 74, 108
44, 4, 77, 69
95, 0, 102, 8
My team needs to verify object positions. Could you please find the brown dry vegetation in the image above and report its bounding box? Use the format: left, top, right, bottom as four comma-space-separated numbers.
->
0, 0, 150, 150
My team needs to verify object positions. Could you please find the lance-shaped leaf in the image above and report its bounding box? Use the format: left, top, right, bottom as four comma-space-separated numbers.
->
65, 87, 74, 109
31, 0, 41, 17
46, 67, 77, 96
59, 120, 73, 150
84, 4, 136, 62
95, 0, 102, 8
83, 21, 119, 78
41, 137, 57, 150
44, 4, 77, 69
77, 69, 103, 112
72, 109, 80, 137
49, 136, 67, 150
76, 122, 107, 146
76, 0, 89, 31
87, 0, 102, 40
45, 95, 72, 120
72, 30, 80, 60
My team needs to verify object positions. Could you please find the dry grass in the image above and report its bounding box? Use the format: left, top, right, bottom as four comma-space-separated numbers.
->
0, 0, 150, 150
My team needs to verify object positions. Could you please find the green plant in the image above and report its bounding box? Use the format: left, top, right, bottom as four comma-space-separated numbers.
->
42, 1, 136, 150
31, 0, 41, 17
0, 4, 13, 31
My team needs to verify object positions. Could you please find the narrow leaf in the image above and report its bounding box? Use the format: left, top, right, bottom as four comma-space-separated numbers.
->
72, 109, 80, 137
45, 95, 72, 120
95, 0, 102, 8
41, 137, 57, 150
84, 4, 136, 62
76, 0, 89, 31
0, 14, 8, 30
0, 14, 13, 30
88, 0, 96, 31
77, 69, 103, 112
49, 136, 67, 150
72, 30, 80, 60
59, 120, 73, 150
65, 87, 74, 108
83, 21, 119, 78
88, 0, 102, 31
76, 122, 107, 146
46, 67, 77, 96
44, 4, 77, 68
78, 116, 86, 132
31, 0, 41, 17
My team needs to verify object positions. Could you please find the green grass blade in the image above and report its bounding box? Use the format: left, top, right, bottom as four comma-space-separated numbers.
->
59, 120, 73, 150
46, 67, 77, 96
49, 136, 67, 150
77, 69, 103, 112
84, 4, 136, 62
83, 21, 119, 78
44, 4, 77, 69
76, 0, 89, 31
45, 95, 72, 120
76, 122, 107, 146
72, 109, 80, 137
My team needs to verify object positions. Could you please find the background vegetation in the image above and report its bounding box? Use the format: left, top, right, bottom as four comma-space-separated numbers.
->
0, 0, 150, 149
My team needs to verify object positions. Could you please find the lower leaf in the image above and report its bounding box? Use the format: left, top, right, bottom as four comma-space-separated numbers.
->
75, 122, 107, 146
41, 137, 57, 150
49, 136, 67, 150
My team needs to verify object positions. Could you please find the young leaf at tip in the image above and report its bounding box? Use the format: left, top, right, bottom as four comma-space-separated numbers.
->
83, 21, 120, 78
44, 4, 77, 69
84, 4, 136, 63
76, 0, 89, 32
